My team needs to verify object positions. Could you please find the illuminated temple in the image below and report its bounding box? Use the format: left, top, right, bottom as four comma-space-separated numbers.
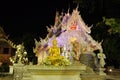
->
11, 7, 107, 80
33, 8, 103, 66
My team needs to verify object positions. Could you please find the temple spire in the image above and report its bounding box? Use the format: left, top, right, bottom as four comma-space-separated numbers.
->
54, 10, 59, 26
76, 3, 79, 11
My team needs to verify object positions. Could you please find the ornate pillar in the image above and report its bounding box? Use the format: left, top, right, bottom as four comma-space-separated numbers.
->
13, 64, 24, 80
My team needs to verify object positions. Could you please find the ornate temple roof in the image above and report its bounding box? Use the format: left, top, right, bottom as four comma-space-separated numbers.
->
0, 27, 8, 39
0, 26, 16, 48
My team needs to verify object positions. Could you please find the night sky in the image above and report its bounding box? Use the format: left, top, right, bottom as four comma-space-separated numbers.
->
0, 0, 73, 38
0, 0, 120, 39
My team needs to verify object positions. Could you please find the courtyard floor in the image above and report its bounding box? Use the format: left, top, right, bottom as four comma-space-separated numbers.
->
0, 69, 120, 80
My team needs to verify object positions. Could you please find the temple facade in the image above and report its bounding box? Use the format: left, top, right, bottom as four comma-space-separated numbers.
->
33, 8, 103, 66
0, 27, 16, 64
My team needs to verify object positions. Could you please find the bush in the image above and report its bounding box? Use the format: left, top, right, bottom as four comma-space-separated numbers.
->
0, 62, 9, 72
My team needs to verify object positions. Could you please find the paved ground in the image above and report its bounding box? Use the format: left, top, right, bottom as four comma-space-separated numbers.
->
106, 75, 120, 80
106, 69, 120, 80
1, 74, 120, 80
0, 69, 120, 80
0, 75, 13, 80
0, 75, 120, 80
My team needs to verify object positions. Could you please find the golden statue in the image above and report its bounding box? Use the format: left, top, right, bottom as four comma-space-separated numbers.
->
48, 38, 60, 57
44, 38, 71, 66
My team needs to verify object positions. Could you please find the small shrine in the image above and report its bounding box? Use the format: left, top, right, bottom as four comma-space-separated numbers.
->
33, 7, 103, 66
11, 7, 107, 80
29, 7, 107, 80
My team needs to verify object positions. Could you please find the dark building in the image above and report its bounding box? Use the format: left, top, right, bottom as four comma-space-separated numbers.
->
0, 27, 16, 64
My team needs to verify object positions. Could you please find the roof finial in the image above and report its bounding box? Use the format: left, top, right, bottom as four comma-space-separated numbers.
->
68, 3, 70, 13
76, 3, 79, 10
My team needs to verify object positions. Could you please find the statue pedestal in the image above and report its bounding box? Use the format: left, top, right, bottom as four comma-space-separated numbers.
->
9, 65, 13, 74
13, 64, 24, 80
22, 63, 86, 80
98, 68, 106, 75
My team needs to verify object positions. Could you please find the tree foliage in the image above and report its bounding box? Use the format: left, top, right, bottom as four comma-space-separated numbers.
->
104, 17, 120, 35
91, 17, 120, 67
